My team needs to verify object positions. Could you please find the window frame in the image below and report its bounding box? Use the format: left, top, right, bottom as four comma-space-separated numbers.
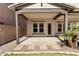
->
57, 23, 72, 33
33, 23, 38, 33
33, 22, 44, 33
57, 23, 63, 32
39, 23, 44, 33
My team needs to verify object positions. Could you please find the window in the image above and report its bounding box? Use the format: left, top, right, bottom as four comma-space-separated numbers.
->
33, 23, 44, 33
33, 23, 38, 32
58, 24, 62, 32
39, 23, 44, 32
63, 23, 70, 30
58, 23, 71, 33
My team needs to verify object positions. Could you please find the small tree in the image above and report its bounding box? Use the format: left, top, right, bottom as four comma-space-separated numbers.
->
59, 23, 79, 48
65, 23, 79, 48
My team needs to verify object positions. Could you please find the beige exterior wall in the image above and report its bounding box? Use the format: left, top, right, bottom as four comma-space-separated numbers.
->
55, 15, 79, 34
23, 12, 57, 36
26, 18, 56, 36
23, 12, 79, 36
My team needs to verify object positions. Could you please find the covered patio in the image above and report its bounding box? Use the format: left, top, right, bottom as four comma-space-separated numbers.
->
1, 3, 79, 55
8, 3, 75, 44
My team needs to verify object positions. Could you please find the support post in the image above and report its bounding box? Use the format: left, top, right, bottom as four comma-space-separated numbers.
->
64, 12, 68, 33
15, 12, 19, 45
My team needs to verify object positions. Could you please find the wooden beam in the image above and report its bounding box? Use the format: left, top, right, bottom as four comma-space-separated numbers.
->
59, 3, 75, 10
16, 8, 66, 13
19, 14, 28, 20
53, 13, 63, 20
15, 3, 35, 11
70, 11, 79, 13
48, 3, 75, 12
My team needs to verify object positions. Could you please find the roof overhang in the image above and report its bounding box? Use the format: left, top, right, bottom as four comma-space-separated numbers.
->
48, 3, 75, 12
8, 3, 76, 12
8, 3, 79, 20
8, 3, 35, 11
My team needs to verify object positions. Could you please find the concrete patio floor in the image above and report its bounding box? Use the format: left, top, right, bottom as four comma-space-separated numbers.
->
1, 36, 79, 56
14, 37, 63, 51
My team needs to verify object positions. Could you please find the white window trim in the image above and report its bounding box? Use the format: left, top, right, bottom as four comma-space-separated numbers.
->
57, 22, 76, 33
33, 23, 38, 33
32, 22, 44, 33
38, 23, 39, 32
39, 23, 44, 33
61, 24, 63, 32
57, 23, 63, 33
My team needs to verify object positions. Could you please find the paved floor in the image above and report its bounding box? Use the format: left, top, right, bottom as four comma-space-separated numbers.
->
1, 36, 79, 55
14, 37, 62, 51
0, 36, 28, 55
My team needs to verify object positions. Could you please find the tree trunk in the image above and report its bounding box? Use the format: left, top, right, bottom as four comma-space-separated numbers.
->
68, 39, 74, 48
73, 41, 77, 48
72, 35, 77, 48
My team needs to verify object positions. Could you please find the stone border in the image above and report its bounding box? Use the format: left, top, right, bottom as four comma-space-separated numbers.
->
2, 51, 79, 56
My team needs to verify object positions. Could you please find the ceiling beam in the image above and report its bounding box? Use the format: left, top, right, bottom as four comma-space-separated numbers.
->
70, 11, 79, 13
48, 3, 75, 12
48, 3, 75, 20
19, 14, 28, 20
53, 13, 64, 20
54, 11, 79, 20
15, 3, 35, 11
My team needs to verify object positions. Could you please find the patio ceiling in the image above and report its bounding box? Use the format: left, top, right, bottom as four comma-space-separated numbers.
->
56, 14, 79, 21
48, 3, 76, 20
22, 12, 58, 19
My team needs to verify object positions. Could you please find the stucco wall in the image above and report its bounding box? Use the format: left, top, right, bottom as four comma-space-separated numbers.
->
56, 15, 79, 33
26, 18, 56, 36
23, 12, 57, 36
23, 12, 79, 36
